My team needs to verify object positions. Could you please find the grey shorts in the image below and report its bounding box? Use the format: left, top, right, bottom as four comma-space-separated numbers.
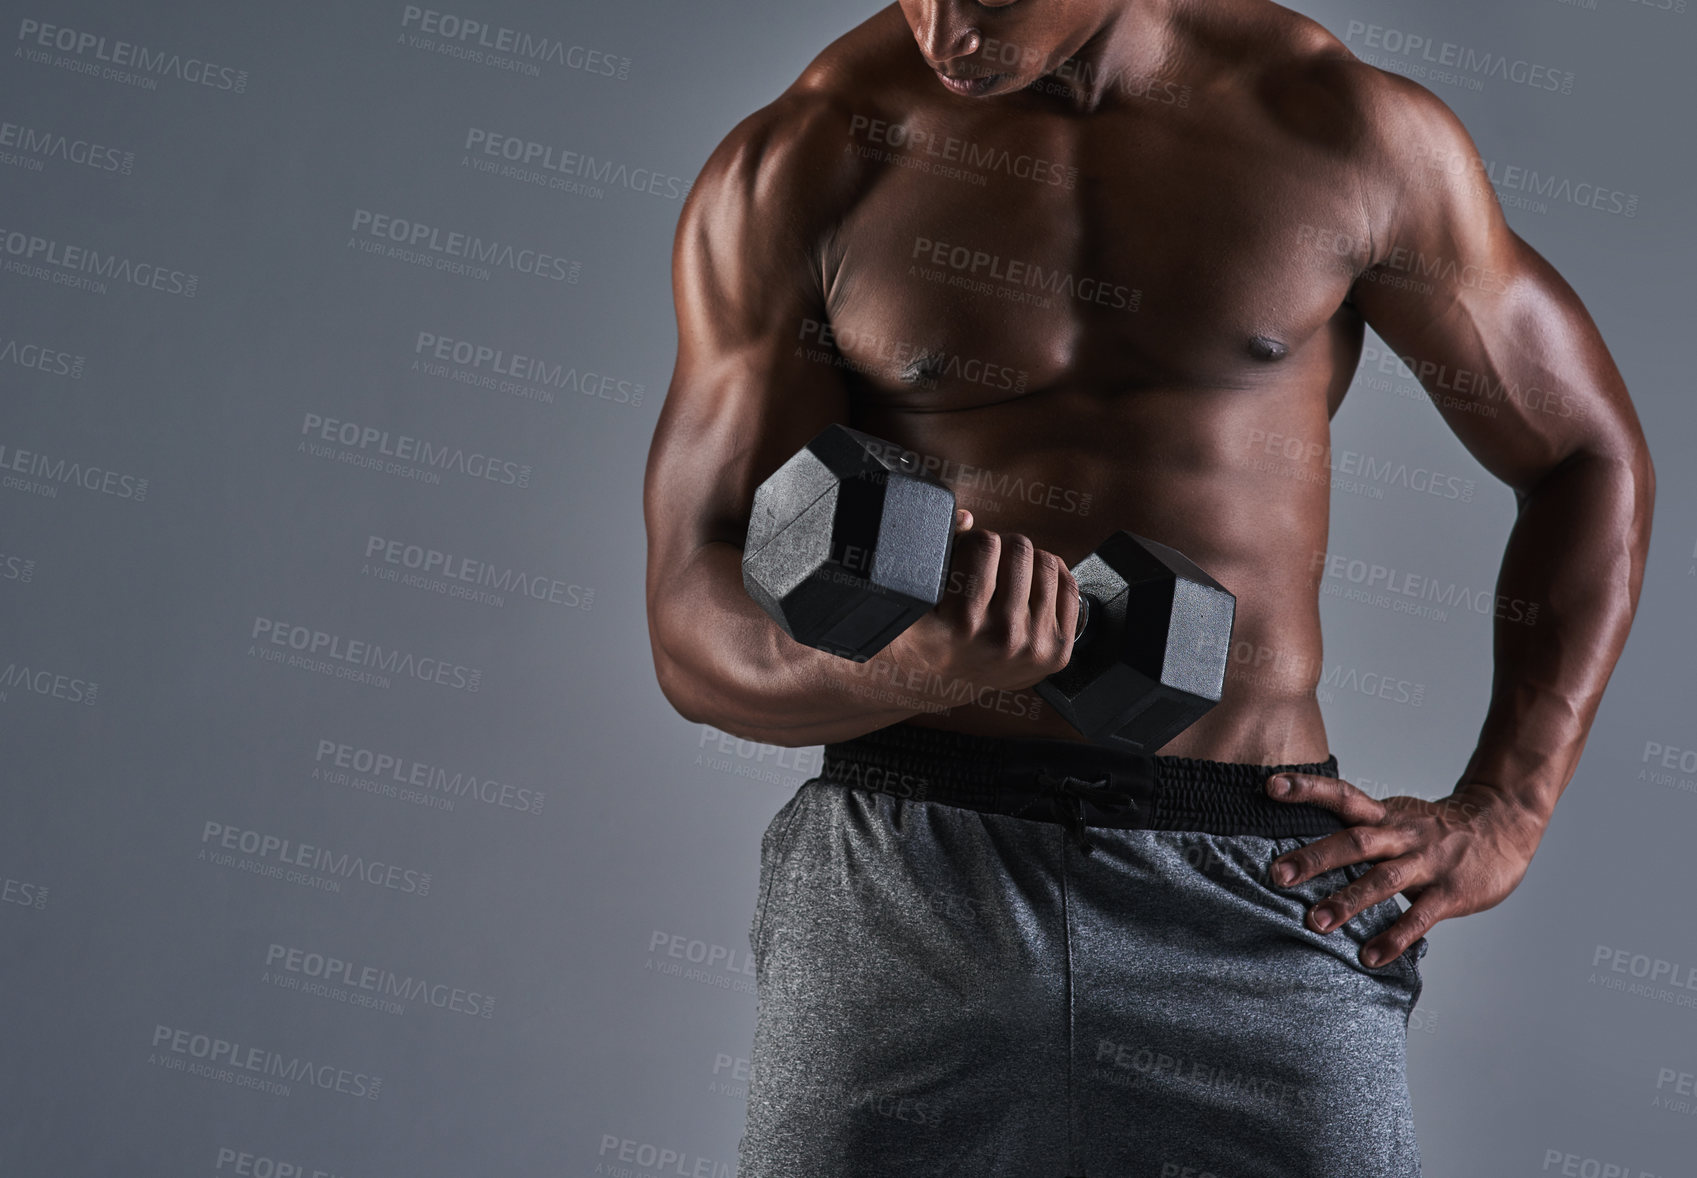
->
738, 724, 1428, 1178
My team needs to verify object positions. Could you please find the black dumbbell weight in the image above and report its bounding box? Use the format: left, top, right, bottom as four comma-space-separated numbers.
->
741, 424, 1236, 752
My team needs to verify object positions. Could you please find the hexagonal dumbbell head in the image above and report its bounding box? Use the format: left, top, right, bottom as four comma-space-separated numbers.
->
742, 425, 957, 662
1036, 532, 1236, 751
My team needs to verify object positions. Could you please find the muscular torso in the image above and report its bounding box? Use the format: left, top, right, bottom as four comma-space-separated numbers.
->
811, 9, 1369, 763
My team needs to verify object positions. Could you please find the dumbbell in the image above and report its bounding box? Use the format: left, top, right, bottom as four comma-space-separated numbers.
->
740, 424, 1237, 752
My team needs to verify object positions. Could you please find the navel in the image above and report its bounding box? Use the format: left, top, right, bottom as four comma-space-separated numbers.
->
1248, 334, 1290, 362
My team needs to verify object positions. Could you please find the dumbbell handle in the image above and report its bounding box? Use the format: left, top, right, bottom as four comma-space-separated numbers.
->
940, 526, 1094, 645
930, 519, 1100, 650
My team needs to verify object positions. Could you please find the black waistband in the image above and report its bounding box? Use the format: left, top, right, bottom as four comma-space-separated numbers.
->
819, 723, 1344, 851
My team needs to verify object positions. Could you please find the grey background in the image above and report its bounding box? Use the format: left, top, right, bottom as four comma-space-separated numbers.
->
0, 1, 1691, 1175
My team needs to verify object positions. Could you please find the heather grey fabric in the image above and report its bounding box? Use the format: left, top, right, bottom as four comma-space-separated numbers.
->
740, 777, 1427, 1177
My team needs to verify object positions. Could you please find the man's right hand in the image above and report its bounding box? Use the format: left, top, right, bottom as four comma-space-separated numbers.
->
890, 508, 1082, 694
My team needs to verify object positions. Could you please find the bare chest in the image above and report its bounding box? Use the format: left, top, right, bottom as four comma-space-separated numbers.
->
820, 106, 1365, 411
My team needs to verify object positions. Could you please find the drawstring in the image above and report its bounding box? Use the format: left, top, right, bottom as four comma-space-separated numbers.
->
1022, 770, 1142, 855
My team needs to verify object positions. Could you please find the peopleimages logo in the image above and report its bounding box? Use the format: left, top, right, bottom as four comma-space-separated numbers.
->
1592, 944, 1697, 991
1311, 549, 1539, 625
0, 331, 85, 377
596, 1136, 732, 1178
462, 129, 689, 200
150, 1024, 380, 1100
250, 615, 484, 693
314, 736, 547, 815
200, 820, 432, 896
0, 439, 148, 500
1342, 21, 1575, 94
15, 18, 250, 92
399, 7, 631, 78
1247, 426, 1477, 502
848, 114, 1079, 189
795, 317, 1032, 400
265, 942, 495, 1018
412, 331, 644, 406
910, 235, 1140, 312
213, 1146, 349, 1178
0, 117, 134, 174
0, 226, 198, 296
0, 552, 38, 582
1419, 146, 1639, 219
0, 657, 98, 704
298, 411, 532, 489
1, 873, 48, 909
349, 208, 580, 282
1317, 662, 1424, 707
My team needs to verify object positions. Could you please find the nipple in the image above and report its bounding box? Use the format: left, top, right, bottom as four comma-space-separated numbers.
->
900, 350, 946, 384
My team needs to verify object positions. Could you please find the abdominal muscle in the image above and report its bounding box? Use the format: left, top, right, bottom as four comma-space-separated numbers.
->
854, 383, 1335, 767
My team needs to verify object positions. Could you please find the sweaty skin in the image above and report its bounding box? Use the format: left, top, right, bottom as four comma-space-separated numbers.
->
644, 0, 1654, 966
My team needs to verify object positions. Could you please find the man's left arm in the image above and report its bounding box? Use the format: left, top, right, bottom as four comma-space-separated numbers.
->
1266, 69, 1657, 967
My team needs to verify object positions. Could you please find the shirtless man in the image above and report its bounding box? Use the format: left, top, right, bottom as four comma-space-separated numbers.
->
643, 1, 1655, 1174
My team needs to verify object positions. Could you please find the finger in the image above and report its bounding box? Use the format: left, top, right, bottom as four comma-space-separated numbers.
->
1027, 549, 1058, 626
947, 528, 999, 618
1302, 855, 1425, 934
1058, 560, 1079, 608
1056, 562, 1080, 647
1269, 823, 1411, 887
994, 532, 1036, 623
1028, 552, 1078, 666
1265, 772, 1387, 826
1360, 890, 1446, 969
954, 507, 974, 532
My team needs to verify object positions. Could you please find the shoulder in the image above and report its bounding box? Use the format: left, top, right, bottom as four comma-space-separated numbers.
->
679, 8, 909, 243
1211, 4, 1498, 255
1178, 2, 1468, 162
1202, 6, 1455, 156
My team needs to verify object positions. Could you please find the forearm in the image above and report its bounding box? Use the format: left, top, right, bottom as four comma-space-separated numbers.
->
651, 540, 1026, 746
1458, 448, 1654, 823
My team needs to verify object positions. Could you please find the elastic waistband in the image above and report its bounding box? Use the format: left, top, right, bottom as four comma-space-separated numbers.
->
818, 723, 1344, 851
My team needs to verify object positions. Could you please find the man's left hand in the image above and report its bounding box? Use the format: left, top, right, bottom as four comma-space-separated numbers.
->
1263, 772, 1547, 967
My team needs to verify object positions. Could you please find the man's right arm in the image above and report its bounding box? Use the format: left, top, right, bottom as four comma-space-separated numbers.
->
643, 92, 1077, 747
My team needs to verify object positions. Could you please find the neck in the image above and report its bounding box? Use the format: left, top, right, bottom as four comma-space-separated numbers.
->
1029, 0, 1183, 114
